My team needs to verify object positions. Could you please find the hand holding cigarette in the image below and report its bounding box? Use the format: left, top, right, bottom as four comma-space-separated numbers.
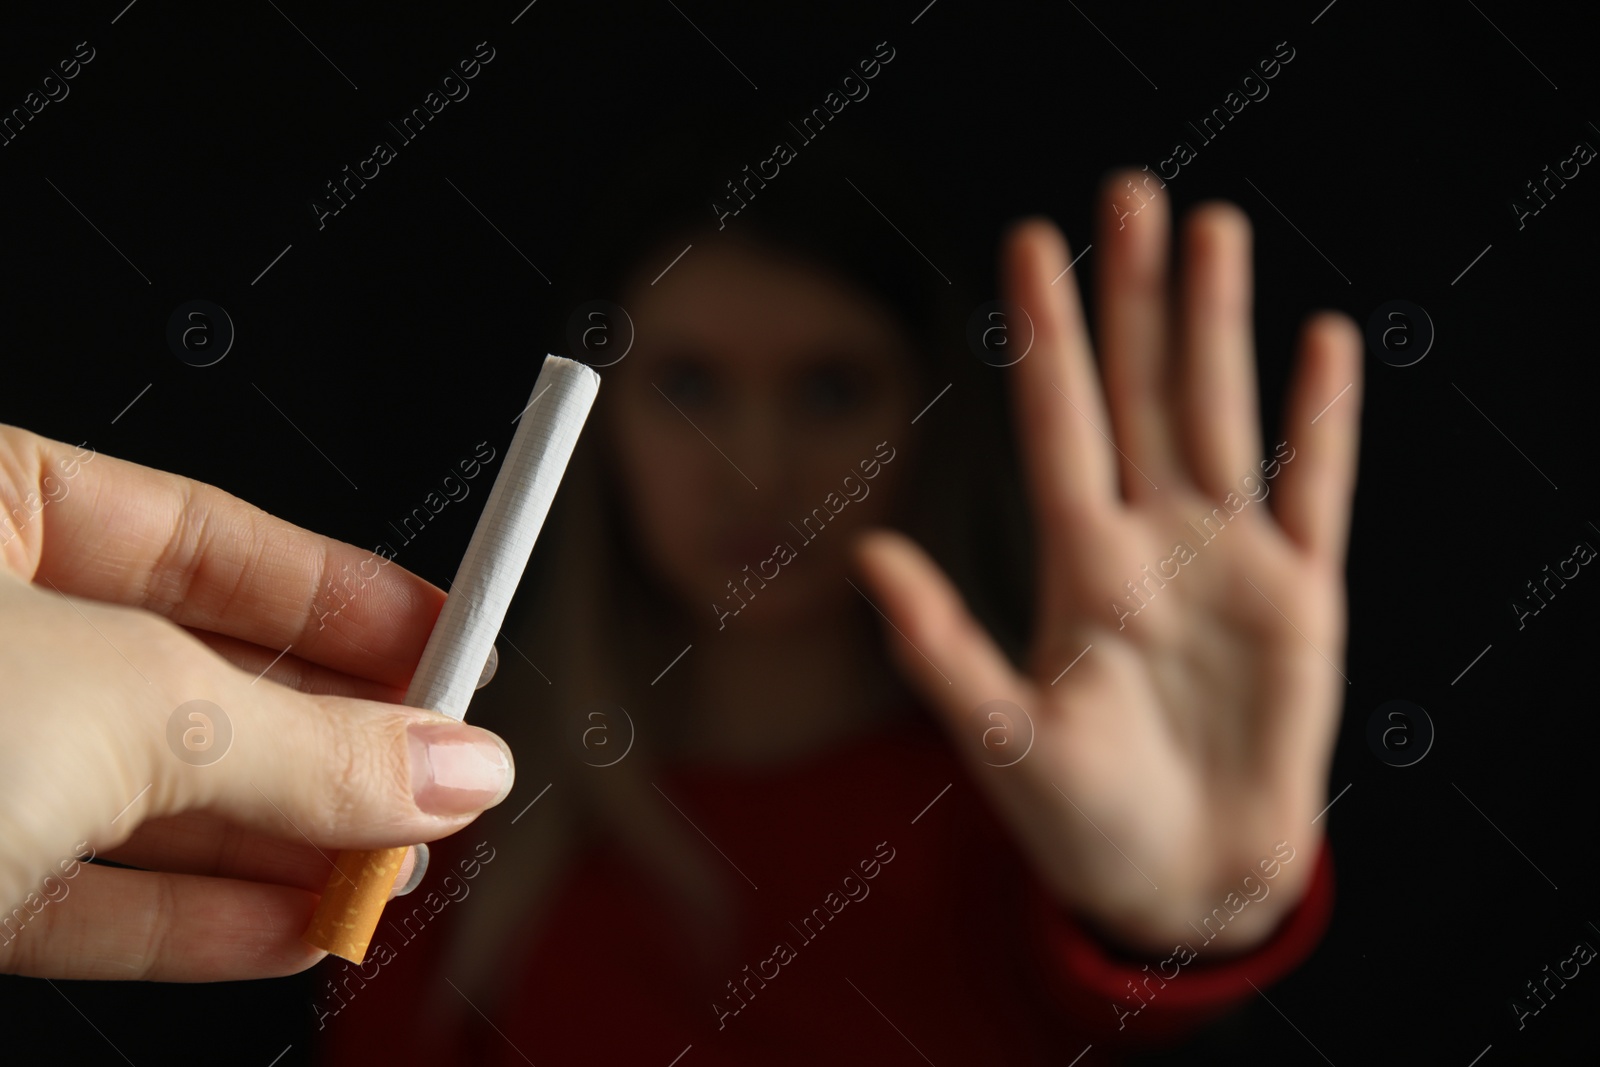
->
0, 427, 513, 980
0, 356, 596, 978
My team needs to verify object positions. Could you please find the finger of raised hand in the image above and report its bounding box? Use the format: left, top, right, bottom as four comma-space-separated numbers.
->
1271, 312, 1363, 563
852, 530, 1027, 755
1096, 169, 1180, 501
1001, 219, 1119, 537
1178, 202, 1263, 500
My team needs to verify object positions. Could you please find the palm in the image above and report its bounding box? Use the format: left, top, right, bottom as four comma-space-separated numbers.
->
856, 171, 1361, 954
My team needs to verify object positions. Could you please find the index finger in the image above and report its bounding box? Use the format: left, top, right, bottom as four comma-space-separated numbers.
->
0, 425, 444, 688
1001, 217, 1119, 528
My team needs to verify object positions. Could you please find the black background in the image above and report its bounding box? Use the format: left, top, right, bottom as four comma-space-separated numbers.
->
1, 0, 1596, 1063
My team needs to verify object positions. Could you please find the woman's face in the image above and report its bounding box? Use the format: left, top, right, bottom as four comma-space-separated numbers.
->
607, 237, 919, 630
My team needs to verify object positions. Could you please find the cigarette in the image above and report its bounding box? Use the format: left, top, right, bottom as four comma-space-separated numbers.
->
302, 354, 600, 963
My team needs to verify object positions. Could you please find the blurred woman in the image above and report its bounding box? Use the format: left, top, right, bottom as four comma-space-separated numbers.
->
317, 120, 1358, 1065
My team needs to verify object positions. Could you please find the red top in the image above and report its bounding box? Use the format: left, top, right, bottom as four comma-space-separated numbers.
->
316, 713, 1333, 1065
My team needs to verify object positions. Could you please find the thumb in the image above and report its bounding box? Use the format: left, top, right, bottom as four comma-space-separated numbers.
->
167, 674, 515, 851
852, 530, 1028, 762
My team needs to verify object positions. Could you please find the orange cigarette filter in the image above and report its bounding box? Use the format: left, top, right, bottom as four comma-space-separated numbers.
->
301, 355, 600, 963
303, 846, 409, 963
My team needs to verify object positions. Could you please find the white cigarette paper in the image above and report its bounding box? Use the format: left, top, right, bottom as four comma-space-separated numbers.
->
403, 355, 599, 719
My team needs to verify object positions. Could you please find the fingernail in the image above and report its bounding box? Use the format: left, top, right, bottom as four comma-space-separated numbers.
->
408, 722, 514, 815
394, 843, 429, 897
476, 645, 499, 690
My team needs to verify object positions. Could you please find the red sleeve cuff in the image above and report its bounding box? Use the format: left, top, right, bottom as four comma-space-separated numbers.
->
1023, 837, 1335, 1043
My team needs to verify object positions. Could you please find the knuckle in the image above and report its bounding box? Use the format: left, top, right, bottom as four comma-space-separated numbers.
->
318, 711, 368, 837
313, 706, 411, 837
135, 873, 177, 980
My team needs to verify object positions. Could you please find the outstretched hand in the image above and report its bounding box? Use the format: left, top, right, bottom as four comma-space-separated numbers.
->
854, 169, 1362, 955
